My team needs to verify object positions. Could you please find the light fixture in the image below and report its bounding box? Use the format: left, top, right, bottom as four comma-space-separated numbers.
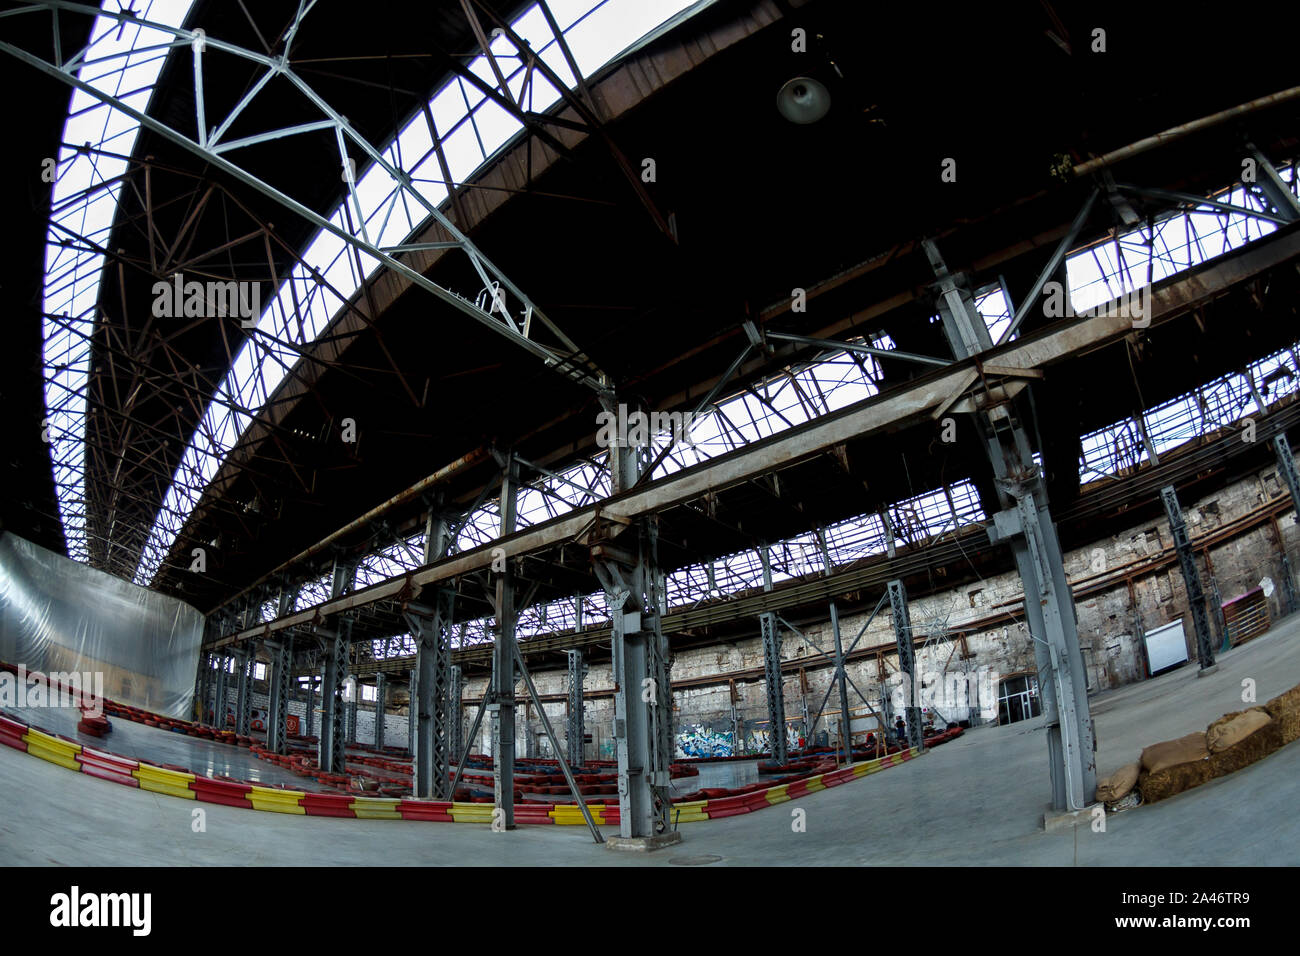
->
776, 76, 831, 124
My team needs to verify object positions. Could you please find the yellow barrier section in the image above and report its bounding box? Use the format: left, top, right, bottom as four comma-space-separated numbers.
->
23, 729, 82, 771
133, 763, 196, 799
448, 802, 495, 824
803, 775, 826, 793
350, 796, 401, 820
549, 804, 606, 825
669, 800, 709, 823
248, 786, 305, 814
764, 784, 792, 806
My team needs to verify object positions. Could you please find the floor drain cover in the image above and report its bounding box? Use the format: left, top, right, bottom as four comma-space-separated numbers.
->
669, 854, 723, 866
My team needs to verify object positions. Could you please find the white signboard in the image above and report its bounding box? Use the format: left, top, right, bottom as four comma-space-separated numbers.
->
1145, 620, 1189, 674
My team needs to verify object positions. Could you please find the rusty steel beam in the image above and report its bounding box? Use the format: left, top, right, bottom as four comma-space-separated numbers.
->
215, 224, 1300, 646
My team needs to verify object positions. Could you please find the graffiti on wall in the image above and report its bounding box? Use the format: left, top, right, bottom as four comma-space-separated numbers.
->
676, 724, 735, 758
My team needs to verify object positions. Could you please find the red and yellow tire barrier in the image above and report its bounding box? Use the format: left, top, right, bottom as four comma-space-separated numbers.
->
190, 778, 253, 808
24, 728, 81, 771
0, 708, 927, 827
134, 764, 196, 799
248, 786, 305, 814
76, 747, 139, 788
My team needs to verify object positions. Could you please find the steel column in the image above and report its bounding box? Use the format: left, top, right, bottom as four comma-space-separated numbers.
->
759, 545, 787, 764
449, 664, 463, 765
1273, 433, 1300, 523
319, 629, 346, 773
267, 641, 293, 754
1160, 485, 1217, 670
887, 580, 924, 751
235, 649, 252, 736
567, 649, 587, 767
592, 411, 675, 840
931, 239, 1096, 810
319, 560, 355, 772
492, 459, 520, 827
407, 587, 455, 799
374, 672, 386, 749
304, 674, 315, 738
827, 601, 854, 761
760, 612, 787, 764
407, 669, 417, 757
212, 654, 229, 730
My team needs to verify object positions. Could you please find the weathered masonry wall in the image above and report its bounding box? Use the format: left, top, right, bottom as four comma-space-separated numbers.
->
261, 454, 1299, 758
433, 452, 1300, 757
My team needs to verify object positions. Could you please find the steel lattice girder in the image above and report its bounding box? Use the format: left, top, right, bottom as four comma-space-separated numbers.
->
566, 648, 585, 767
0, 1, 606, 390
405, 590, 455, 800
759, 612, 787, 764
213, 225, 1300, 648
1160, 485, 1216, 669
887, 579, 923, 751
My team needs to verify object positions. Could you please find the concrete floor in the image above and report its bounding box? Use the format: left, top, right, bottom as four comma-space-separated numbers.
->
3, 615, 1299, 866
3, 704, 311, 789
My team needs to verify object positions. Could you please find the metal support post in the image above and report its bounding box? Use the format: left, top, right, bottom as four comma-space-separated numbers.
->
235, 649, 252, 736
318, 559, 355, 771
1160, 485, 1217, 671
407, 669, 417, 757
304, 675, 315, 738
374, 672, 386, 749
930, 238, 1096, 811
758, 545, 788, 764
319, 628, 346, 773
267, 640, 293, 754
406, 587, 455, 799
213, 654, 229, 729
828, 601, 854, 762
492, 458, 520, 827
195, 652, 210, 724
1273, 433, 1300, 522
567, 649, 587, 767
760, 612, 787, 764
887, 580, 924, 751
448, 664, 463, 766
591, 408, 676, 843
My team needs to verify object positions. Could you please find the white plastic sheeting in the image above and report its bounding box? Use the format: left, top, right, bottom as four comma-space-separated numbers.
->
0, 532, 202, 718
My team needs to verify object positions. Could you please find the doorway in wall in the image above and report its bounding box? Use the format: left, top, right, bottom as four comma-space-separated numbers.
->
997, 673, 1041, 725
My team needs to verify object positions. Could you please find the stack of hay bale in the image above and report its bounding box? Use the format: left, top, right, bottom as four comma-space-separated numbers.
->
1095, 680, 1300, 809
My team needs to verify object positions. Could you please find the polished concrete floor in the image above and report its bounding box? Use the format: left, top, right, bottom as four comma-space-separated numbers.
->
3, 615, 1299, 866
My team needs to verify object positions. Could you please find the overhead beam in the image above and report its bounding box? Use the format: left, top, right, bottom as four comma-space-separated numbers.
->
217, 227, 1300, 646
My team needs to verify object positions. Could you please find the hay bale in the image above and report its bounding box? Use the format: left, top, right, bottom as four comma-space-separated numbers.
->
1263, 681, 1300, 745
1096, 761, 1141, 802
1206, 708, 1272, 753
1138, 719, 1287, 804
1207, 719, 1285, 775
1140, 732, 1208, 774
1137, 758, 1216, 804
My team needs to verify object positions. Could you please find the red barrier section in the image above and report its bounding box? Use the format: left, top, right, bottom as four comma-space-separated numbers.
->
397, 800, 455, 822
302, 793, 358, 818
76, 747, 138, 787
0, 715, 28, 751
513, 805, 558, 825
190, 778, 254, 808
